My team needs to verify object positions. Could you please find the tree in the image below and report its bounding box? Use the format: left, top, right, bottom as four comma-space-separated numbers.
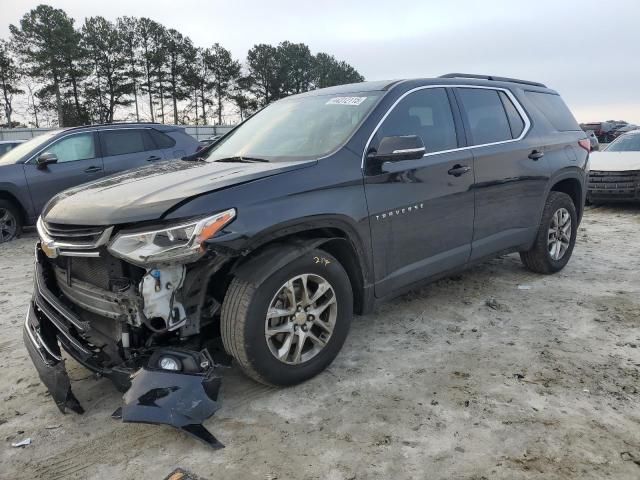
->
23, 80, 41, 127
82, 17, 132, 123
165, 29, 192, 124
277, 41, 314, 95
229, 75, 259, 122
137, 17, 163, 122
10, 5, 79, 126
60, 25, 88, 125
147, 23, 169, 123
313, 52, 364, 89
117, 16, 142, 122
188, 47, 212, 124
206, 43, 240, 125
246, 44, 281, 106
0, 40, 23, 127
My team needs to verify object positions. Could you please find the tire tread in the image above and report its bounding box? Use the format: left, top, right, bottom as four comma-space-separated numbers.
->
221, 278, 273, 384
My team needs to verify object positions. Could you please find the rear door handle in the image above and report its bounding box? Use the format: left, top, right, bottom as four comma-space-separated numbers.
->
447, 164, 471, 177
84, 166, 102, 174
528, 150, 544, 161
147, 155, 162, 161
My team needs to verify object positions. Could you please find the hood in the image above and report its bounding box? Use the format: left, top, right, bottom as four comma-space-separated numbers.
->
590, 151, 640, 172
43, 159, 315, 225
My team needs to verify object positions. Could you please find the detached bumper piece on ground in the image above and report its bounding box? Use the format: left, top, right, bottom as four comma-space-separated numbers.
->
23, 246, 225, 449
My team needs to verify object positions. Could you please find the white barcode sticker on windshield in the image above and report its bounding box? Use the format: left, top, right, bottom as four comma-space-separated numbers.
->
326, 96, 367, 106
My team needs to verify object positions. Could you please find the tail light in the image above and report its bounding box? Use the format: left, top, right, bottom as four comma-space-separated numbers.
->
578, 139, 591, 152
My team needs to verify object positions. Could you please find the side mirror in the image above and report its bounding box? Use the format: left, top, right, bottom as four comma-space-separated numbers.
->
369, 135, 426, 163
36, 152, 58, 169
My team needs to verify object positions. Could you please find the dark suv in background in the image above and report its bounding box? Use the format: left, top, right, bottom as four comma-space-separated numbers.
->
0, 123, 199, 242
24, 74, 589, 446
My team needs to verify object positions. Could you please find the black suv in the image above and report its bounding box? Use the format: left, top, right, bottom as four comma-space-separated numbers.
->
24, 74, 589, 446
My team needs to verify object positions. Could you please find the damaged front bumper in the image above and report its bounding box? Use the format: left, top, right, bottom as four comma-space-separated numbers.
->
23, 245, 225, 448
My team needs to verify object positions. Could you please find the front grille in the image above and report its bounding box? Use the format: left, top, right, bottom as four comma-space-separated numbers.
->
588, 170, 640, 197
66, 255, 125, 290
42, 221, 108, 245
51, 252, 139, 292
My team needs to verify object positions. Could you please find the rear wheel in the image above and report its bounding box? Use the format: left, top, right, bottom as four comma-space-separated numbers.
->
520, 191, 577, 274
221, 249, 353, 386
0, 200, 21, 243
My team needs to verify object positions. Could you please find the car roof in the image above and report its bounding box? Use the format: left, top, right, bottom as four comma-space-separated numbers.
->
295, 73, 554, 98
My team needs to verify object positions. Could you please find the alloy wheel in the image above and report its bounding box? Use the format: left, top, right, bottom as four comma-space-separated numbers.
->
265, 273, 338, 365
548, 207, 571, 261
0, 208, 17, 243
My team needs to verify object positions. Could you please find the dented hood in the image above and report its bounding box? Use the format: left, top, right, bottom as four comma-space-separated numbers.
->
42, 158, 315, 225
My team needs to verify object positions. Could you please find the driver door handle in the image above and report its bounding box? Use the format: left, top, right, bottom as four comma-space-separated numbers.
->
84, 166, 102, 173
528, 149, 544, 161
147, 155, 162, 161
447, 164, 471, 177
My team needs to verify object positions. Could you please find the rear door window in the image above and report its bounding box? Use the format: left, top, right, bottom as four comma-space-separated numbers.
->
525, 91, 580, 131
150, 129, 176, 148
101, 129, 155, 156
457, 88, 512, 145
374, 87, 458, 153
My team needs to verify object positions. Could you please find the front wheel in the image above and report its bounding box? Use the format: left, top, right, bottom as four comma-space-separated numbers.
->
0, 200, 21, 243
520, 191, 577, 274
221, 249, 353, 386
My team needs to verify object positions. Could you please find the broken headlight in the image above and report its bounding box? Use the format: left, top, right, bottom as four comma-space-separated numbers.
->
107, 208, 236, 265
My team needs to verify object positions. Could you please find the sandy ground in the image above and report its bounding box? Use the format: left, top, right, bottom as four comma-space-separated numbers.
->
0, 205, 639, 480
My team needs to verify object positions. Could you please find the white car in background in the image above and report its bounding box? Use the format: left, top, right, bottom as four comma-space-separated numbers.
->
587, 130, 640, 203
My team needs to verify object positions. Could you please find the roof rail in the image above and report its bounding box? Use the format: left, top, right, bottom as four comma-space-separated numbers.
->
439, 73, 547, 88
62, 121, 163, 132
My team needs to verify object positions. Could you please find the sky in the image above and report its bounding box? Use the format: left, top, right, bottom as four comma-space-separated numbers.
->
1, 0, 639, 124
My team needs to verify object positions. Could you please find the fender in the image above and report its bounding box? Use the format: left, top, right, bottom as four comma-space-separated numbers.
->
0, 182, 35, 224
539, 166, 586, 222
206, 214, 374, 283
232, 238, 340, 286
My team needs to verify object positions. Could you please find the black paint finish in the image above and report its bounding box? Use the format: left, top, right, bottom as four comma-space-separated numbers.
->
40, 78, 588, 309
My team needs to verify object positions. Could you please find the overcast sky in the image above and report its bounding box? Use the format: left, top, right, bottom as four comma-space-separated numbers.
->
1, 0, 639, 123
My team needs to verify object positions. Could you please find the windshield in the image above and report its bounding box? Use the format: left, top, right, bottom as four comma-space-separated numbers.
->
606, 133, 640, 152
0, 131, 61, 166
205, 92, 382, 161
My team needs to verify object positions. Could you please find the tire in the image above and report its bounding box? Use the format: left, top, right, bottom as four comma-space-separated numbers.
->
520, 191, 577, 274
221, 248, 353, 386
0, 199, 21, 243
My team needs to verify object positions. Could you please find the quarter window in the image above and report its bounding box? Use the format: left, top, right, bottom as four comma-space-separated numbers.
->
457, 88, 513, 145
375, 88, 458, 154
45, 133, 96, 163
499, 91, 525, 138
524, 91, 580, 132
101, 129, 155, 156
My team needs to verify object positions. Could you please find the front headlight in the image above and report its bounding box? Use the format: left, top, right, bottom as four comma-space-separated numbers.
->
107, 208, 236, 265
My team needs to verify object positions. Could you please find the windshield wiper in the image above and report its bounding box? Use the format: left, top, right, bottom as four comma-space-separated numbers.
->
215, 156, 269, 163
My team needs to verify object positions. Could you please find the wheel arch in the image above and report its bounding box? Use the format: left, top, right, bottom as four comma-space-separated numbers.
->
226, 228, 371, 315
0, 190, 28, 225
549, 175, 584, 222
